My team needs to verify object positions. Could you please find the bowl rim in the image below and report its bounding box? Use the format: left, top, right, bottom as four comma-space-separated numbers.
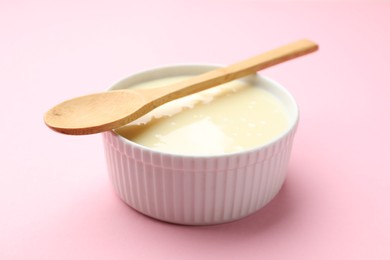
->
106, 64, 299, 159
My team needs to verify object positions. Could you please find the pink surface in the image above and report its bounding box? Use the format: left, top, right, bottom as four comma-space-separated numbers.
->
1, 1, 390, 259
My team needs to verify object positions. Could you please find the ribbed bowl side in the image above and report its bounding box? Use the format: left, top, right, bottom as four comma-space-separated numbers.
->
102, 125, 296, 225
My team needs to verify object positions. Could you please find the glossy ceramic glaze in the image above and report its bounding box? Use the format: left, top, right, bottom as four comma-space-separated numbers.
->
102, 65, 299, 225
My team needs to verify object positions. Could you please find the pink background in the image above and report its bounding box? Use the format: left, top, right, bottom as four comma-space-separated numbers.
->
1, 1, 390, 259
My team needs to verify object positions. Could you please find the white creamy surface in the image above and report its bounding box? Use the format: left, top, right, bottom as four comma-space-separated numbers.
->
115, 76, 290, 155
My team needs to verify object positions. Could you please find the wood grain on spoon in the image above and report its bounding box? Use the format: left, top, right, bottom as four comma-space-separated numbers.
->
44, 39, 318, 135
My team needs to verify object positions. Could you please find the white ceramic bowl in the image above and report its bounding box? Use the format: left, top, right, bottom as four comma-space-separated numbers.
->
102, 65, 299, 225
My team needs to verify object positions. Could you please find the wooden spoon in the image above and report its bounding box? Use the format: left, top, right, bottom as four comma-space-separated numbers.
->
44, 39, 318, 135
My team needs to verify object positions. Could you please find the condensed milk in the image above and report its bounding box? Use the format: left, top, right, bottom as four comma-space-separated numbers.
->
115, 76, 290, 155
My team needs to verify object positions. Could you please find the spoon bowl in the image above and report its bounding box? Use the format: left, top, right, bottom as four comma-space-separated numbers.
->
45, 90, 147, 135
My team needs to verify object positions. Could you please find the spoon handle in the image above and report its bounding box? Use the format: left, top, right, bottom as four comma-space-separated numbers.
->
146, 39, 318, 106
